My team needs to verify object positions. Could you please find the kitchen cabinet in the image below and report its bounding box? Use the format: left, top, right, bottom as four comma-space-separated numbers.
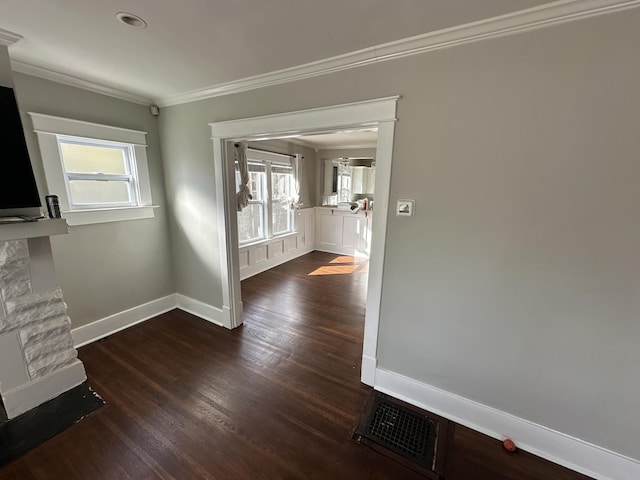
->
314, 207, 372, 257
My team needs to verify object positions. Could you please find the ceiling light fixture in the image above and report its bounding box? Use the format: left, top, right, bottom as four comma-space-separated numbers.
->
116, 12, 147, 28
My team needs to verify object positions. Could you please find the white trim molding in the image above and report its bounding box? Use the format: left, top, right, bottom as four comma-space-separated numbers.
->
5, 1, 638, 107
210, 96, 399, 140
2, 360, 86, 418
0, 28, 23, 47
29, 112, 156, 226
11, 60, 152, 106
157, 0, 640, 106
375, 368, 640, 480
209, 96, 398, 382
71, 294, 229, 349
29, 112, 148, 143
71, 295, 177, 348
176, 294, 227, 328
361, 355, 377, 386
239, 208, 316, 281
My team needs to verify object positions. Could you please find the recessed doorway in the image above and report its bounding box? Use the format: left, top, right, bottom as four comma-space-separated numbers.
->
209, 96, 399, 385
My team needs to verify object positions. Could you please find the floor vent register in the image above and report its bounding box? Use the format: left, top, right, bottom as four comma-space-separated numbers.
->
354, 391, 448, 479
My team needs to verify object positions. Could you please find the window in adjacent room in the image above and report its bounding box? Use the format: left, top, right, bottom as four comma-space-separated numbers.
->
30, 113, 154, 226
236, 161, 267, 243
235, 150, 295, 244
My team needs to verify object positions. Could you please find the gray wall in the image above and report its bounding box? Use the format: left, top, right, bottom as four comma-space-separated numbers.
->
12, 73, 174, 328
0, 47, 14, 87
158, 8, 640, 460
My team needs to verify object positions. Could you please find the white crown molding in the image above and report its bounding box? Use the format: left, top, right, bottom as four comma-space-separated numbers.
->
6, 0, 639, 107
0, 28, 23, 47
157, 0, 640, 107
11, 60, 153, 106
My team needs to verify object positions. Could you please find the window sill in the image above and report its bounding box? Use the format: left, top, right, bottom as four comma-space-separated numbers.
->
62, 205, 158, 226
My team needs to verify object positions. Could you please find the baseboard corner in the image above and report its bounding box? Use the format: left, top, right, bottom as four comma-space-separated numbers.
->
71, 294, 177, 348
176, 294, 226, 328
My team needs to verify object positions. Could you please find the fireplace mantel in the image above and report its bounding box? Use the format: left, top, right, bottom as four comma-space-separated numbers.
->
0, 218, 68, 242
0, 218, 86, 420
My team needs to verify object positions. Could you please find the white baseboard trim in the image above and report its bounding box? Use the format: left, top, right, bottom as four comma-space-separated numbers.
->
176, 294, 226, 328
71, 294, 178, 348
374, 368, 640, 480
70, 293, 231, 350
3, 360, 86, 418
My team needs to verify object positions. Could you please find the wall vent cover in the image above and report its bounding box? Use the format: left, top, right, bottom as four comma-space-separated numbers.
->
354, 391, 448, 478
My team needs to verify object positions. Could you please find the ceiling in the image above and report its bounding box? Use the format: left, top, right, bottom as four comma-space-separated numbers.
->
290, 130, 378, 150
0, 0, 557, 104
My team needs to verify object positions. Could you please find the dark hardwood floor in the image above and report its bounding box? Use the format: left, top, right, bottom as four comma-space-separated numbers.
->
0, 251, 591, 479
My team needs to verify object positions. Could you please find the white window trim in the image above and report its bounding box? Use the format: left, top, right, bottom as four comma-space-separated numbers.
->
29, 112, 155, 226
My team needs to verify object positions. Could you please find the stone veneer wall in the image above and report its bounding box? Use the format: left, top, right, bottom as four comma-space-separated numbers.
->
0, 239, 79, 388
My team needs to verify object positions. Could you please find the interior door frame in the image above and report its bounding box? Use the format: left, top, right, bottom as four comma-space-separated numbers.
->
209, 96, 399, 386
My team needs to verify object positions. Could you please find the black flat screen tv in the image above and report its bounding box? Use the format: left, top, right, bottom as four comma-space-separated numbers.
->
0, 85, 41, 215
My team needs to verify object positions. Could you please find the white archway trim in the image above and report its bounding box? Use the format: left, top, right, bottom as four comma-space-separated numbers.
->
210, 96, 399, 385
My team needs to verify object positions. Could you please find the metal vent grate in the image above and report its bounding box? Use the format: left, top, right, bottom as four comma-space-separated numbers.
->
367, 400, 431, 460
354, 391, 446, 477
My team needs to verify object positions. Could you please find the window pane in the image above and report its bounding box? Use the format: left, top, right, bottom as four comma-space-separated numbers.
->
238, 203, 264, 243
60, 142, 129, 174
235, 168, 265, 200
271, 168, 292, 235
68, 180, 132, 205
271, 170, 292, 200
338, 173, 351, 202
249, 171, 265, 200
272, 200, 291, 235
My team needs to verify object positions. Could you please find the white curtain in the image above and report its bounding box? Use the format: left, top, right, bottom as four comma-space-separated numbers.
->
235, 142, 252, 211
291, 153, 301, 209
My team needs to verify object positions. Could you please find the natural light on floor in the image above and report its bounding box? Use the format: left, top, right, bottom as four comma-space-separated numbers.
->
308, 255, 368, 276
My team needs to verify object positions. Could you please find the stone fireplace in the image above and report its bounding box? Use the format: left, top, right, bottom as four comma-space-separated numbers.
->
0, 220, 86, 419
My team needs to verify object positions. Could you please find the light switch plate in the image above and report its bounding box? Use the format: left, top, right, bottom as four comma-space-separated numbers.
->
397, 199, 414, 217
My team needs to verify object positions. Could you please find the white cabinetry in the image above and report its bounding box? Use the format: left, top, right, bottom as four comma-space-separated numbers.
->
314, 207, 372, 257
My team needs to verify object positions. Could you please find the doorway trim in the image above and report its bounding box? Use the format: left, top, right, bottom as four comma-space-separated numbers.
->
209, 96, 399, 386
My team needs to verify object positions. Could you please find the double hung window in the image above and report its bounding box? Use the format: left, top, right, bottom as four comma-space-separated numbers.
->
236, 150, 295, 244
30, 113, 154, 226
57, 136, 140, 209
236, 162, 266, 243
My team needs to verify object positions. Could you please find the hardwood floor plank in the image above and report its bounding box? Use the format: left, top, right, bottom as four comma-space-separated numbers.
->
0, 251, 588, 479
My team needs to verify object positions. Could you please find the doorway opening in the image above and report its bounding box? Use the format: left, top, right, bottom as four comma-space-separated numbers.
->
209, 97, 399, 385
235, 128, 377, 280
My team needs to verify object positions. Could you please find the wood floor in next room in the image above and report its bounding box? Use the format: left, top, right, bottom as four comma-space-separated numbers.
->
0, 251, 590, 479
